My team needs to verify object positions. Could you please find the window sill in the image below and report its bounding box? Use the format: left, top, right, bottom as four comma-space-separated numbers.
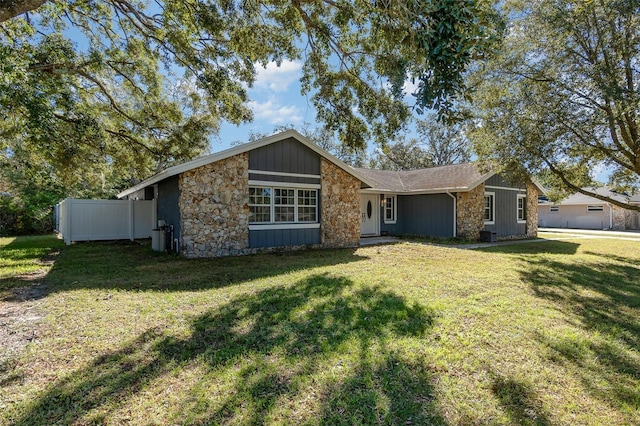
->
484, 221, 495, 225
249, 223, 320, 231
383, 221, 397, 225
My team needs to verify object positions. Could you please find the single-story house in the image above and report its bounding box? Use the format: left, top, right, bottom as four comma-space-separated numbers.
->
118, 130, 542, 257
355, 164, 542, 241
538, 187, 640, 230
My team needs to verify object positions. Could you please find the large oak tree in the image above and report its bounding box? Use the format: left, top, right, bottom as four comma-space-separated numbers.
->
0, 0, 500, 231
469, 0, 640, 209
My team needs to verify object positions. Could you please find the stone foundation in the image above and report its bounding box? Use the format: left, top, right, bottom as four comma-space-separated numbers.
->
321, 159, 361, 247
456, 183, 485, 240
179, 153, 250, 258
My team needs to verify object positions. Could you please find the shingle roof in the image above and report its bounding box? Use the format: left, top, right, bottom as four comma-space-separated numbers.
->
355, 163, 494, 193
560, 187, 631, 205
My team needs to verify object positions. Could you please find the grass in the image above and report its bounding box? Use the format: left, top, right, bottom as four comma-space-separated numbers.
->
0, 235, 64, 295
1, 235, 639, 425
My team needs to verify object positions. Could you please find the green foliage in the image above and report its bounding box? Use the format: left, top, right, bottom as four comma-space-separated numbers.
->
370, 113, 471, 170
0, 0, 501, 233
468, 0, 640, 208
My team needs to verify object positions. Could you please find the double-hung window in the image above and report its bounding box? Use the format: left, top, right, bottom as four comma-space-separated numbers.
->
517, 194, 526, 223
248, 187, 271, 223
384, 195, 396, 224
274, 189, 295, 222
297, 190, 318, 222
249, 186, 318, 224
484, 192, 495, 224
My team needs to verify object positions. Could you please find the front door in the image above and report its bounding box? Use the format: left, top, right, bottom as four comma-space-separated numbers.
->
360, 194, 379, 236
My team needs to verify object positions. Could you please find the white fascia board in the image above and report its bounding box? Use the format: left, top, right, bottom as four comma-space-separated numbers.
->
467, 170, 497, 191
360, 187, 473, 195
118, 129, 374, 198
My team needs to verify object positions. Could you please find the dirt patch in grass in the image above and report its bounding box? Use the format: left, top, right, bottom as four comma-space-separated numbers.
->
0, 236, 62, 390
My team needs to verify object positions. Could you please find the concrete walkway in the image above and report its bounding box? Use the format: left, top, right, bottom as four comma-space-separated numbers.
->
539, 228, 640, 243
359, 236, 401, 246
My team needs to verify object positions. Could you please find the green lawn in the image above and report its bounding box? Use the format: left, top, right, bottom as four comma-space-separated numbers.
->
1, 235, 639, 425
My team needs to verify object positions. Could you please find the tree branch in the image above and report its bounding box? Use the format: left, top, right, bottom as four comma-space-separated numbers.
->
0, 0, 48, 23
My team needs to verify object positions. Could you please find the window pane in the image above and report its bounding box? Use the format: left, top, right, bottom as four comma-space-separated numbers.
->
249, 206, 270, 223
275, 189, 295, 205
275, 206, 295, 222
298, 206, 317, 222
484, 195, 493, 221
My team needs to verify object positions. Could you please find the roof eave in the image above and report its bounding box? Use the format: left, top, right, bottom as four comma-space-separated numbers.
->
118, 130, 373, 198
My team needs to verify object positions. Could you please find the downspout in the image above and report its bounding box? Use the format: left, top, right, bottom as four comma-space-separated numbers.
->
446, 192, 457, 238
609, 204, 613, 229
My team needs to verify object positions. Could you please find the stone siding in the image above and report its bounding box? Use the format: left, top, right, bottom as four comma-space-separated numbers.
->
611, 205, 627, 230
179, 153, 250, 258
456, 183, 485, 240
526, 180, 539, 237
321, 159, 361, 247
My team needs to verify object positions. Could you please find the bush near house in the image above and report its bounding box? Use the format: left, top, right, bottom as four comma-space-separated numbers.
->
1, 235, 639, 425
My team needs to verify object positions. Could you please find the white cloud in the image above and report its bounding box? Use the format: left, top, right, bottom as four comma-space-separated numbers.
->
249, 99, 303, 124
403, 78, 420, 100
254, 60, 302, 92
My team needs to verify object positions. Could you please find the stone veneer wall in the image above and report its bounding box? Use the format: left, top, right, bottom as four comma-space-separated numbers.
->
179, 153, 249, 258
321, 158, 361, 247
456, 183, 485, 240
611, 205, 627, 230
526, 180, 539, 237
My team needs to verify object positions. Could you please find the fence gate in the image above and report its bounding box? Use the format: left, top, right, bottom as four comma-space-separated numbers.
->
56, 198, 154, 245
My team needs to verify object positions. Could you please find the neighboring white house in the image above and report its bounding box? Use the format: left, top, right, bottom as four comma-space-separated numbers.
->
539, 187, 640, 230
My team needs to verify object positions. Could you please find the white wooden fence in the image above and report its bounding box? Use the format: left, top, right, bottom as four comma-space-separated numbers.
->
56, 198, 154, 245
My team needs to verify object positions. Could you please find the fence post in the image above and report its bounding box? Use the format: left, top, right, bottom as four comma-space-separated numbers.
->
64, 198, 72, 245
129, 198, 135, 241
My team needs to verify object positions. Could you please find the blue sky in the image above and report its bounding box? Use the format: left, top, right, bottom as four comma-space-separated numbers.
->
214, 59, 421, 156
215, 60, 311, 149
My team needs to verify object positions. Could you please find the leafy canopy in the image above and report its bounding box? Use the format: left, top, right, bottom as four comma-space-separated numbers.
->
469, 0, 640, 209
1, 0, 499, 185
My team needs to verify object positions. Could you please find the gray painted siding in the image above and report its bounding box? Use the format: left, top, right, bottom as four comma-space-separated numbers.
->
157, 175, 180, 239
249, 228, 321, 248
484, 175, 527, 237
248, 137, 323, 248
380, 194, 454, 238
248, 173, 321, 185
249, 137, 321, 175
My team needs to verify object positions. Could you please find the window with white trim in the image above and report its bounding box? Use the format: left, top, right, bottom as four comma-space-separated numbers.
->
297, 190, 318, 222
274, 188, 295, 222
249, 187, 271, 223
517, 194, 526, 223
484, 192, 495, 224
384, 195, 396, 224
587, 205, 604, 212
249, 186, 318, 224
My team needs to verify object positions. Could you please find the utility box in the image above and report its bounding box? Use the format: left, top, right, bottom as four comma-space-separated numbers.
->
151, 229, 166, 251
480, 230, 497, 243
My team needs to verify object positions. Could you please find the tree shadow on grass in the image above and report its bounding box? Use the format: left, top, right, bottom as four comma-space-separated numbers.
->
489, 370, 551, 426
6, 238, 370, 301
515, 250, 640, 416
10, 273, 446, 425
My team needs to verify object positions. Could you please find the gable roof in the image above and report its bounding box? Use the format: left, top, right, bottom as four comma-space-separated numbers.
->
356, 163, 496, 194
118, 130, 374, 198
557, 187, 631, 205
